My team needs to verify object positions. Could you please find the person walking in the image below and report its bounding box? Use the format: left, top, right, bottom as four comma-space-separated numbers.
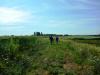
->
56, 36, 59, 44
49, 35, 54, 45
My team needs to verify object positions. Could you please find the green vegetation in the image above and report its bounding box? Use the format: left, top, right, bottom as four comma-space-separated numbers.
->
71, 38, 100, 47
0, 36, 100, 75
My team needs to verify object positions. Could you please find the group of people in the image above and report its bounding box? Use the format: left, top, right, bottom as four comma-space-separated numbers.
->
49, 36, 59, 45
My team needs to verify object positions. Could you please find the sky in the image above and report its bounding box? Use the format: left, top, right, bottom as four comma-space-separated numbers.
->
0, 0, 100, 35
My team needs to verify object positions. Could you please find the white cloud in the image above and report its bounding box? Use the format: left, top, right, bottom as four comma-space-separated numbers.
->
0, 7, 31, 25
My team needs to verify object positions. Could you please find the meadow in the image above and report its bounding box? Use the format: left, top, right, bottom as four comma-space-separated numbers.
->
0, 35, 100, 75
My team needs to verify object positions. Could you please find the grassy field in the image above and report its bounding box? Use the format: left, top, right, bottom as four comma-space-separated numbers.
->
0, 36, 100, 75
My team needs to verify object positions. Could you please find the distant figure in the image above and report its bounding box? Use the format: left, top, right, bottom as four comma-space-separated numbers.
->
49, 36, 54, 45
56, 36, 59, 44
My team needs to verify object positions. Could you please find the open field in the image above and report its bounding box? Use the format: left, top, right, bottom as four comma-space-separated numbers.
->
0, 36, 100, 75
65, 36, 100, 47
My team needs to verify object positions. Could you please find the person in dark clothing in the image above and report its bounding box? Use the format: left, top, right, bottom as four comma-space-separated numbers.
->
49, 36, 54, 45
56, 36, 59, 44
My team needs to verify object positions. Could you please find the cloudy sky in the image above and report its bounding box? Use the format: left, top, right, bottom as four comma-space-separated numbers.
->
0, 0, 100, 35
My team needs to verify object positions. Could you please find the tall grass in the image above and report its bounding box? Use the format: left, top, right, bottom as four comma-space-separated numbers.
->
0, 36, 38, 75
0, 36, 100, 75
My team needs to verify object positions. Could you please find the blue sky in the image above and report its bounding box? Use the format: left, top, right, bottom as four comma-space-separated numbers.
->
0, 0, 100, 35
